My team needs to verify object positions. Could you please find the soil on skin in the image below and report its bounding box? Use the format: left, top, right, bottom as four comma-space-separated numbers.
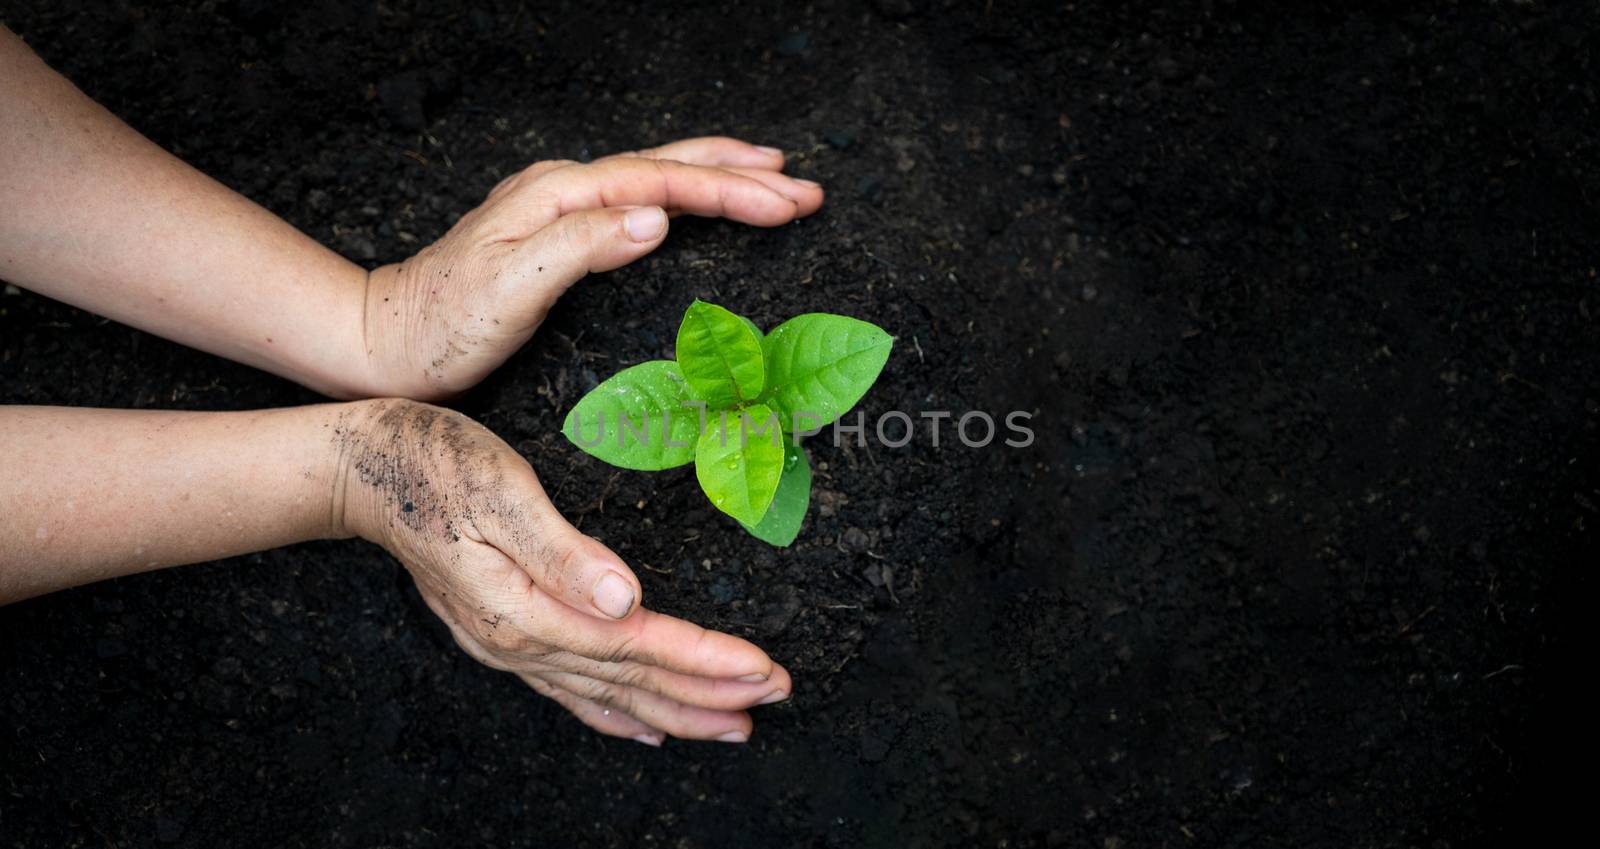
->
1, 1, 1591, 845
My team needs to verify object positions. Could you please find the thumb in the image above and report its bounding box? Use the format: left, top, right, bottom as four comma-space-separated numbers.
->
506, 204, 669, 301
475, 472, 644, 621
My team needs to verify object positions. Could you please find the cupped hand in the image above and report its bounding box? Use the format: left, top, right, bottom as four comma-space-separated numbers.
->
334, 399, 791, 744
358, 137, 825, 400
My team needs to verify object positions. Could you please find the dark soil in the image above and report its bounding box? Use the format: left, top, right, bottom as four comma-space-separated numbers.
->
2, 1, 1592, 845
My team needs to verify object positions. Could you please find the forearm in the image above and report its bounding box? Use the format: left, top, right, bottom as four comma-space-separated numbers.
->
0, 25, 373, 398
0, 402, 364, 604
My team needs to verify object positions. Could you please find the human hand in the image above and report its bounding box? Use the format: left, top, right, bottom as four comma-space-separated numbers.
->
357, 137, 824, 400
334, 399, 791, 744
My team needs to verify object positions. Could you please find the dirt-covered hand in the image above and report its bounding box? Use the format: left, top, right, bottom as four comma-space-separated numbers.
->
333, 399, 790, 744
358, 137, 824, 400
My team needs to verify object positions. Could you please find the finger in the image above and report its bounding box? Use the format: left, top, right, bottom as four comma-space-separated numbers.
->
521, 672, 664, 746
543, 651, 792, 711
528, 158, 804, 226
522, 588, 776, 681
723, 167, 823, 217
499, 204, 669, 313
464, 485, 774, 679
474, 464, 647, 622
544, 671, 753, 742
599, 136, 787, 171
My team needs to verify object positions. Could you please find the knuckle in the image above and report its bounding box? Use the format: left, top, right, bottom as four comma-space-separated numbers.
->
614, 663, 651, 690
597, 629, 638, 665
526, 158, 578, 178
549, 214, 599, 257
540, 536, 584, 591
689, 624, 715, 663
592, 683, 634, 715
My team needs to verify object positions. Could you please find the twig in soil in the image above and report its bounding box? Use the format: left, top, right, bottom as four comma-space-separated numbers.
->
1497, 371, 1546, 395
538, 372, 559, 411
596, 472, 620, 512
820, 603, 861, 609
913, 335, 924, 362
1481, 663, 1524, 681
555, 330, 588, 359
839, 442, 860, 470
1395, 604, 1436, 636
860, 437, 880, 469
639, 561, 674, 575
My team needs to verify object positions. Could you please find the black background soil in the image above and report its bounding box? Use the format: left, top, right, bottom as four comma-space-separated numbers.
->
1, 1, 1593, 846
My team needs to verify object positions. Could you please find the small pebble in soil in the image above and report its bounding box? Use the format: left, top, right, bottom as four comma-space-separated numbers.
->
842, 527, 871, 552
759, 586, 801, 636
777, 31, 810, 56
857, 174, 883, 203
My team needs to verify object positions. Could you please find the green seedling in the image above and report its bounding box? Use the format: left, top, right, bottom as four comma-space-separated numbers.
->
563, 300, 892, 546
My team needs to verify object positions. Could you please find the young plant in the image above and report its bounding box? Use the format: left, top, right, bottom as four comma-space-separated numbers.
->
563, 300, 892, 546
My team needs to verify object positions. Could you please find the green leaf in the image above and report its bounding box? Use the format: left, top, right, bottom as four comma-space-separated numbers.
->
695, 403, 786, 526
563, 360, 701, 471
761, 314, 893, 431
740, 443, 812, 546
676, 300, 765, 407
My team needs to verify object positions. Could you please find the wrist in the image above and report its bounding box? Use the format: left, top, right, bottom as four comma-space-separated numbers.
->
323, 397, 423, 545
350, 263, 434, 402
301, 264, 391, 400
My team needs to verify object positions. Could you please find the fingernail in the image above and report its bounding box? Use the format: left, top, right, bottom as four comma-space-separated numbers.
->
795, 178, 821, 188
716, 731, 748, 743
624, 206, 666, 242
593, 572, 636, 619
755, 145, 784, 157
737, 672, 769, 683
759, 689, 788, 705
632, 733, 663, 747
